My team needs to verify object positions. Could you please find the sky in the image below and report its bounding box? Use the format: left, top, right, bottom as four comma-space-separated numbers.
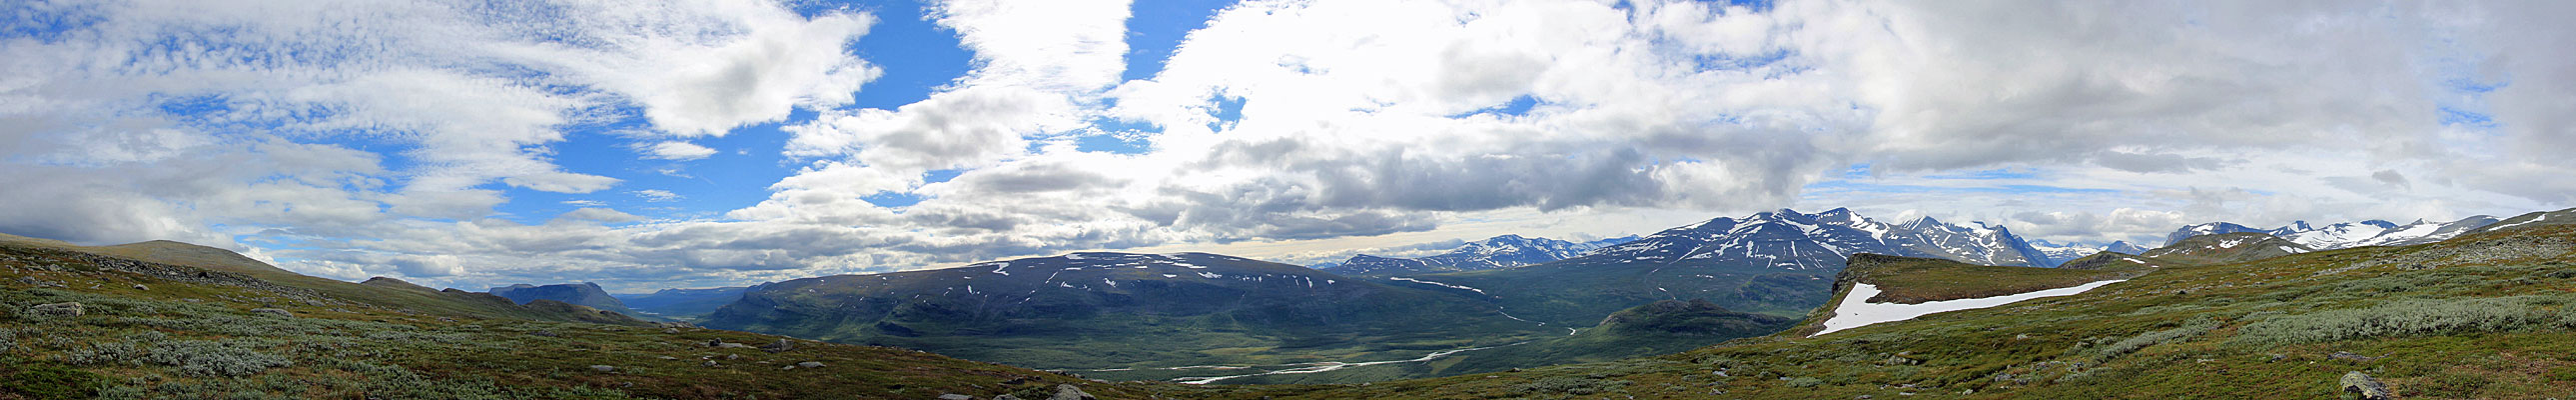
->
2, 0, 2570, 292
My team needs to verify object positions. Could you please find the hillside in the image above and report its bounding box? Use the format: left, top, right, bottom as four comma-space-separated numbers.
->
0, 233, 648, 326
699, 252, 1553, 382
1169, 219, 2576, 399
0, 237, 1157, 399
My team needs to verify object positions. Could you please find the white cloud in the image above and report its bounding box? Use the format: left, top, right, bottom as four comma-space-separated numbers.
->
632, 189, 682, 202
639, 141, 719, 161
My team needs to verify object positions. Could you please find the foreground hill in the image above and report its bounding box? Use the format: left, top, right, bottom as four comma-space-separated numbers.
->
1175, 209, 2576, 399
0, 236, 1155, 399
700, 252, 1552, 382
0, 233, 646, 326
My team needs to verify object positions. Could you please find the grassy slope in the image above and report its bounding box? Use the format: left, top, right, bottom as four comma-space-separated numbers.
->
1167, 224, 2576, 399
0, 234, 643, 325
0, 243, 1161, 399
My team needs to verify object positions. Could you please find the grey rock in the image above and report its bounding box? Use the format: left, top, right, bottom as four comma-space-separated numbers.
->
725, 354, 740, 360
701, 360, 718, 367
1049, 384, 1096, 400
796, 361, 825, 368
657, 356, 677, 360
939, 394, 973, 400
133, 284, 148, 291
760, 338, 795, 353
28, 302, 82, 317
719, 343, 753, 349
590, 365, 616, 373
250, 308, 294, 317
663, 328, 679, 334
995, 395, 1023, 400
2340, 371, 2391, 400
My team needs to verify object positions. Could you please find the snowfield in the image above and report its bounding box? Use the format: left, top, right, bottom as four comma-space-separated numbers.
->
1813, 279, 2128, 337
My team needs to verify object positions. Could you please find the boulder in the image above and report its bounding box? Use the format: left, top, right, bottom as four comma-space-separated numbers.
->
133, 284, 148, 291
28, 302, 82, 317
937, 395, 973, 400
663, 328, 679, 334
1050, 384, 1096, 400
590, 365, 616, 373
796, 361, 825, 368
250, 308, 294, 318
2340, 371, 2392, 400
760, 338, 795, 353
995, 395, 1023, 400
701, 360, 718, 367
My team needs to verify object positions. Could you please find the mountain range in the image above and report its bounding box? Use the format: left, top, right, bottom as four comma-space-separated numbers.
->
9, 205, 2576, 398
1319, 234, 1634, 276
2164, 215, 2502, 250
488, 282, 640, 317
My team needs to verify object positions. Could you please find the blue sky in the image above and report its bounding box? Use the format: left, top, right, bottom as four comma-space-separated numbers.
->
2, 0, 2569, 291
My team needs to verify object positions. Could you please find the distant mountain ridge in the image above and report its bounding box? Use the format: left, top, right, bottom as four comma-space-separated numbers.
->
1322, 234, 1633, 276
2028, 239, 2150, 267
612, 286, 749, 319
1559, 208, 2056, 270
2164, 216, 2500, 250
489, 282, 639, 317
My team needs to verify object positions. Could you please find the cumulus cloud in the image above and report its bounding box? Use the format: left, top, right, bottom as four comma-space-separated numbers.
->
638, 141, 719, 161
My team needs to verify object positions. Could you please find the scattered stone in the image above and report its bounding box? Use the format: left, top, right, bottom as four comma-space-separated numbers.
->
250, 308, 294, 318
938, 394, 973, 400
796, 361, 825, 368
760, 338, 796, 353
1049, 384, 1096, 400
657, 356, 677, 360
782, 365, 796, 370
28, 302, 82, 317
2340, 371, 2392, 400
2329, 352, 2379, 362
590, 365, 616, 373
133, 284, 148, 290
664, 328, 680, 334
2267, 354, 2286, 363
720, 343, 753, 349
702, 360, 719, 367
995, 395, 1024, 400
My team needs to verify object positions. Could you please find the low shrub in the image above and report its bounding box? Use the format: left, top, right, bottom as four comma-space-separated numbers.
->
2232, 296, 2569, 345
141, 340, 292, 377
2092, 317, 2219, 361
66, 341, 141, 365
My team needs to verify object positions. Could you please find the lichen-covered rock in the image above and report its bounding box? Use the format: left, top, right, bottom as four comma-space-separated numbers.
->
2340, 371, 2392, 400
590, 365, 615, 373
796, 361, 824, 368
1049, 384, 1096, 400
938, 394, 972, 400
